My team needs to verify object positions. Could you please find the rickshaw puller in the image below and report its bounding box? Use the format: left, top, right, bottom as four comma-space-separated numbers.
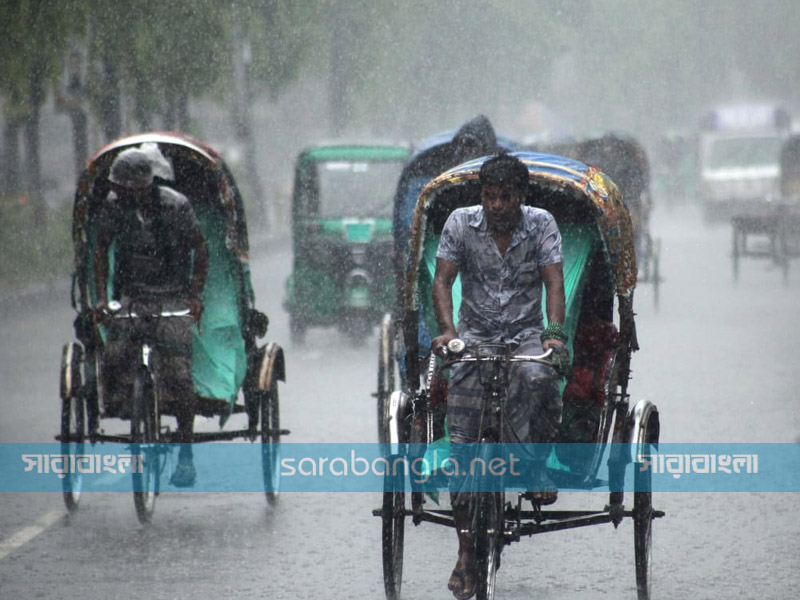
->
94, 147, 209, 487
431, 153, 567, 600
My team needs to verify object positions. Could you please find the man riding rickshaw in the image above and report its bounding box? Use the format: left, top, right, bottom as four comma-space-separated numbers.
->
59, 133, 286, 522
376, 149, 662, 600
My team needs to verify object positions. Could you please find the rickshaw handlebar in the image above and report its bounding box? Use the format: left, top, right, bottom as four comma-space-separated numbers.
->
439, 341, 555, 366
427, 339, 557, 388
103, 300, 192, 320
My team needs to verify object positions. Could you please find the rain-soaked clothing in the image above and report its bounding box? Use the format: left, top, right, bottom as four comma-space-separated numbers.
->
436, 205, 563, 345
97, 185, 203, 413
435, 205, 563, 501
98, 186, 201, 300
102, 296, 196, 416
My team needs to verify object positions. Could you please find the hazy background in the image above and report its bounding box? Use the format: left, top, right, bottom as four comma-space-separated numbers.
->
2, 0, 799, 274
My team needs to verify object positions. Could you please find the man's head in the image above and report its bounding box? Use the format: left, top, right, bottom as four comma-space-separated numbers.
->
108, 148, 154, 201
452, 114, 497, 164
479, 153, 528, 235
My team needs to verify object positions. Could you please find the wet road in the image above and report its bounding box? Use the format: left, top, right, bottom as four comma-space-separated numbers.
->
1, 202, 799, 599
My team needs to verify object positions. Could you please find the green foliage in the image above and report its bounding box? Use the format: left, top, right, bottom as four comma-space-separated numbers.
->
0, 0, 86, 119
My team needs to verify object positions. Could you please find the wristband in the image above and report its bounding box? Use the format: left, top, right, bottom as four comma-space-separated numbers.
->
540, 321, 568, 344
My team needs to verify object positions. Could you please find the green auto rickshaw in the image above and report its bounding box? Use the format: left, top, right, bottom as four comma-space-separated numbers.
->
284, 144, 411, 344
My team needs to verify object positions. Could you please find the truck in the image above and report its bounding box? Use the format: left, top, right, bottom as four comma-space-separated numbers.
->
699, 104, 791, 220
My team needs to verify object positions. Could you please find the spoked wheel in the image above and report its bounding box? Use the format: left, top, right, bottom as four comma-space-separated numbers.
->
475, 492, 504, 600
376, 314, 396, 445
131, 367, 160, 524
60, 343, 85, 513
381, 468, 405, 600
260, 377, 281, 505
634, 456, 654, 600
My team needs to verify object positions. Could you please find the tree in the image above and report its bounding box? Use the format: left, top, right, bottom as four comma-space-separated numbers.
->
0, 0, 85, 225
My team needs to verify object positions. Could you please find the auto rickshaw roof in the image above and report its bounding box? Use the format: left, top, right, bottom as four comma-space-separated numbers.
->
408, 151, 637, 299
297, 144, 412, 166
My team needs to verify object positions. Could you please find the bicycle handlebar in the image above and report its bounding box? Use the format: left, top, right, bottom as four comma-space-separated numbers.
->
105, 300, 192, 319
426, 338, 558, 389
439, 338, 555, 365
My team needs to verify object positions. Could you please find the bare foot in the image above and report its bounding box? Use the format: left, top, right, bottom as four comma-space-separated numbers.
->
448, 552, 476, 600
530, 468, 558, 505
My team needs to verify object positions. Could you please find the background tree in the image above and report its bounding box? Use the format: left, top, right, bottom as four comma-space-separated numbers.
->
0, 0, 84, 225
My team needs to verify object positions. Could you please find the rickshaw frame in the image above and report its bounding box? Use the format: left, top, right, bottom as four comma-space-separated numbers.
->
374, 151, 662, 600
57, 132, 288, 522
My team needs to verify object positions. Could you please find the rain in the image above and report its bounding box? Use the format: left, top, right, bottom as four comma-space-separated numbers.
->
1, 1, 799, 599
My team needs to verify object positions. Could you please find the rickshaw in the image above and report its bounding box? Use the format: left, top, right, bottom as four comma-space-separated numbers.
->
730, 133, 800, 283
57, 132, 287, 523
283, 143, 411, 344
374, 151, 662, 599
569, 133, 662, 308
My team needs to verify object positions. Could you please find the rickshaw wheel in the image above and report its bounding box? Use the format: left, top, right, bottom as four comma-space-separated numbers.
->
633, 457, 653, 600
381, 468, 405, 600
131, 367, 160, 524
475, 492, 503, 600
376, 314, 396, 445
260, 377, 281, 505
60, 343, 85, 513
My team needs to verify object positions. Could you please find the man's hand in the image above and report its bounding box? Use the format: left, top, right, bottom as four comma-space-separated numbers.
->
431, 330, 457, 356
188, 297, 204, 323
542, 338, 566, 353
93, 299, 109, 324
543, 339, 572, 379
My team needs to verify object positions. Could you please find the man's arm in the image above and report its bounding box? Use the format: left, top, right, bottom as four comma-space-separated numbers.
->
431, 257, 459, 354
540, 262, 566, 351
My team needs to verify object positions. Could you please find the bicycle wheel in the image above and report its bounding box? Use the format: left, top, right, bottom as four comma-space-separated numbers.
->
131, 367, 160, 524
381, 470, 405, 600
475, 491, 503, 600
376, 314, 395, 445
634, 458, 653, 600
261, 377, 281, 505
60, 343, 85, 513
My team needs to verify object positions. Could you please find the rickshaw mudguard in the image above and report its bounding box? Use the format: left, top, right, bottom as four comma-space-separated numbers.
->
257, 342, 286, 389
625, 399, 660, 454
